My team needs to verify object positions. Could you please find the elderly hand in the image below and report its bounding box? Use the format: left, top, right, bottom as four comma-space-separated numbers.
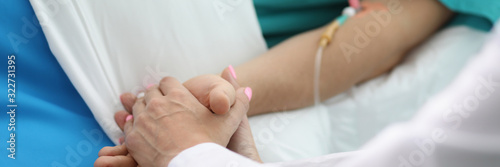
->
95, 66, 260, 167
122, 76, 251, 167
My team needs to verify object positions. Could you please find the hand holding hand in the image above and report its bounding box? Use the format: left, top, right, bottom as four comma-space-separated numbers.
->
123, 77, 251, 167
95, 66, 261, 167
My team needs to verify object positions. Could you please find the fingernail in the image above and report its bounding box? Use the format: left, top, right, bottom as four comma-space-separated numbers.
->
126, 115, 133, 122
244, 87, 252, 101
137, 92, 145, 98
147, 84, 155, 89
349, 0, 361, 9
228, 65, 237, 79
119, 137, 124, 145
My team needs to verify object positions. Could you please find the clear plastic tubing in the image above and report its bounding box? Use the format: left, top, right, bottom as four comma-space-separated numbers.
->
314, 46, 324, 106
314, 6, 354, 106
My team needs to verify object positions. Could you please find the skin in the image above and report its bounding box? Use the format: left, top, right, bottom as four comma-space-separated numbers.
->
235, 0, 453, 116
121, 77, 250, 167
95, 69, 261, 167
96, 0, 454, 166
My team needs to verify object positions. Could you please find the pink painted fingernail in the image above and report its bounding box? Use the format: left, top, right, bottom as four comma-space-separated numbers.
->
126, 115, 133, 122
147, 84, 155, 89
349, 0, 361, 9
244, 87, 252, 101
228, 65, 237, 79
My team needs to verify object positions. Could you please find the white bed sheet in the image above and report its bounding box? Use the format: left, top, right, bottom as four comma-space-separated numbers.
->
30, 0, 267, 144
31, 0, 489, 163
249, 26, 488, 162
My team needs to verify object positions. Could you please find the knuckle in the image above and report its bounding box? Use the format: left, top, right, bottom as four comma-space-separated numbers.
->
94, 157, 111, 167
125, 130, 141, 150
97, 147, 111, 156
135, 113, 149, 124
160, 76, 176, 85
167, 88, 186, 99
132, 98, 144, 108
148, 98, 164, 110
133, 96, 143, 105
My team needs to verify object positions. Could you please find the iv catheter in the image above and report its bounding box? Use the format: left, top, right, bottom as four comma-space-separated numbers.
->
319, 5, 358, 47
314, 0, 361, 105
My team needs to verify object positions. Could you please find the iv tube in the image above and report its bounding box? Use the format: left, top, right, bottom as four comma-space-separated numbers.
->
314, 6, 357, 106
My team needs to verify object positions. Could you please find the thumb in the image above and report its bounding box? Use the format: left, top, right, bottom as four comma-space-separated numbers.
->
209, 83, 236, 115
184, 75, 236, 115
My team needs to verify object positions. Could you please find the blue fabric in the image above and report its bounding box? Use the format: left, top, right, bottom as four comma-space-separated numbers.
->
0, 0, 497, 166
0, 1, 114, 166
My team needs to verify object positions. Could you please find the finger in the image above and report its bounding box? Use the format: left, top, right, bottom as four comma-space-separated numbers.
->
120, 93, 136, 114
183, 75, 218, 109
98, 145, 128, 157
183, 74, 236, 114
94, 155, 138, 167
114, 111, 130, 131
123, 115, 134, 138
227, 116, 262, 162
159, 76, 189, 95
144, 85, 164, 104
225, 87, 252, 125
221, 65, 240, 89
132, 95, 146, 118
119, 137, 125, 145
209, 83, 236, 114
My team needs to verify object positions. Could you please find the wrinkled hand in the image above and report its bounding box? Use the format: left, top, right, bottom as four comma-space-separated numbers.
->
123, 76, 250, 167
95, 67, 261, 167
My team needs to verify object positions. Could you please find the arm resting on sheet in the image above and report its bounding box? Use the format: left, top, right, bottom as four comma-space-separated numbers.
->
234, 0, 453, 116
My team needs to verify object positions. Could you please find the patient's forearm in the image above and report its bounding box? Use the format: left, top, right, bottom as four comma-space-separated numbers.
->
235, 0, 453, 116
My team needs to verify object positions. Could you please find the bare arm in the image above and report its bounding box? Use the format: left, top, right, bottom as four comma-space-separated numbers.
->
234, 0, 453, 116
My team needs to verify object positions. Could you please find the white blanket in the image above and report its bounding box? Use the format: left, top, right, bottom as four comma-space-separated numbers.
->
31, 0, 488, 163
249, 26, 488, 162
30, 0, 267, 144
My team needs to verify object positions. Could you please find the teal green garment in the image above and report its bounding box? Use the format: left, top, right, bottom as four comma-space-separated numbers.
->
254, 0, 500, 48
440, 0, 500, 30
253, 0, 347, 47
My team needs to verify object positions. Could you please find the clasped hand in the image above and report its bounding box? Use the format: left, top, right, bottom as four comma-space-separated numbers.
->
95, 67, 260, 167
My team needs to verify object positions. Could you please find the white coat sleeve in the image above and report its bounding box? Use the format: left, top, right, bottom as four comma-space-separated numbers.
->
168, 143, 268, 167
